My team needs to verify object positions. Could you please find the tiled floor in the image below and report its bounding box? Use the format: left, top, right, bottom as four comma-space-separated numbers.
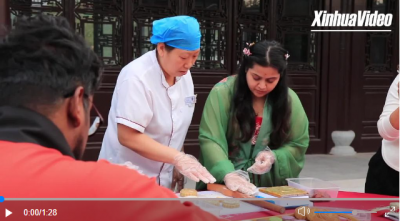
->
185, 152, 374, 193
298, 153, 374, 193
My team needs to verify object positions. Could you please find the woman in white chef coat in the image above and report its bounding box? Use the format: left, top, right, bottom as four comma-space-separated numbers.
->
98, 16, 216, 191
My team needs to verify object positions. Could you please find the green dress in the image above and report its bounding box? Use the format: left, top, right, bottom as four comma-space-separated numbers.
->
196, 76, 309, 190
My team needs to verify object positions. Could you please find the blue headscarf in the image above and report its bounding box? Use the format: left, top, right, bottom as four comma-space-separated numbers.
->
150, 16, 201, 51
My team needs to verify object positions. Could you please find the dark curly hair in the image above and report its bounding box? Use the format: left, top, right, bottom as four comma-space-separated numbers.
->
231, 40, 291, 149
0, 14, 103, 114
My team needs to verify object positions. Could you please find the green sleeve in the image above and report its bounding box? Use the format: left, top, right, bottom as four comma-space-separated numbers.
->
198, 82, 235, 187
272, 89, 310, 185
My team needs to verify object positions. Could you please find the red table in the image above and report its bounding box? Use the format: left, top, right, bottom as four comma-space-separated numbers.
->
221, 191, 399, 221
337, 191, 398, 198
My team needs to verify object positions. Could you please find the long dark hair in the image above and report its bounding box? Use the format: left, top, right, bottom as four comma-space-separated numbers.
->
230, 40, 291, 149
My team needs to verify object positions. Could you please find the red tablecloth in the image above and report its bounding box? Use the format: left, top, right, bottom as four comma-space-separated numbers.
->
337, 191, 398, 198
221, 191, 399, 221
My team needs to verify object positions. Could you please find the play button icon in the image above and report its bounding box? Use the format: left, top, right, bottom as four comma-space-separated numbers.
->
5, 209, 12, 217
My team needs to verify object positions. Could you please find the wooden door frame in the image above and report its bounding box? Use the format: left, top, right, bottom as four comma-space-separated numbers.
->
0, 0, 11, 37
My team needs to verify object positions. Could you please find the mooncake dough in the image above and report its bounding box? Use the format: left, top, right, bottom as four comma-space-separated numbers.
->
179, 188, 198, 197
221, 199, 240, 208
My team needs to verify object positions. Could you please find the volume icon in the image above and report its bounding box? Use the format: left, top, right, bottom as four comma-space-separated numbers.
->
298, 207, 311, 216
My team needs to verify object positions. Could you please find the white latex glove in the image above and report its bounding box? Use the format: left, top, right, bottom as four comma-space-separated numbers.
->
247, 148, 275, 174
172, 152, 216, 184
224, 170, 258, 195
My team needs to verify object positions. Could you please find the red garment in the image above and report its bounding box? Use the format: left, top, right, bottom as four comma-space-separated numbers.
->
0, 141, 221, 221
251, 116, 263, 145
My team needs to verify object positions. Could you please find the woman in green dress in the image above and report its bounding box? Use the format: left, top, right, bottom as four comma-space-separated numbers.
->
197, 40, 309, 195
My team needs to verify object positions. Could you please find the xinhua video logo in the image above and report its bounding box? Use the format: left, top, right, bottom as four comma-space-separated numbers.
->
311, 10, 393, 32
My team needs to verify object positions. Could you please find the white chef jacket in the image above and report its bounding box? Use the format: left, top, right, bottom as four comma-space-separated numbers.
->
377, 74, 399, 171
98, 50, 195, 188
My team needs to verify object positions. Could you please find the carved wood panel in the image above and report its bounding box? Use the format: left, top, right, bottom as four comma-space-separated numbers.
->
131, 0, 179, 59
10, 0, 64, 26
233, 0, 269, 71
74, 0, 124, 67
186, 0, 230, 70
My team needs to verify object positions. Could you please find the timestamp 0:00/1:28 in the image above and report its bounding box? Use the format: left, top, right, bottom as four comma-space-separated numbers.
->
23, 209, 57, 216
